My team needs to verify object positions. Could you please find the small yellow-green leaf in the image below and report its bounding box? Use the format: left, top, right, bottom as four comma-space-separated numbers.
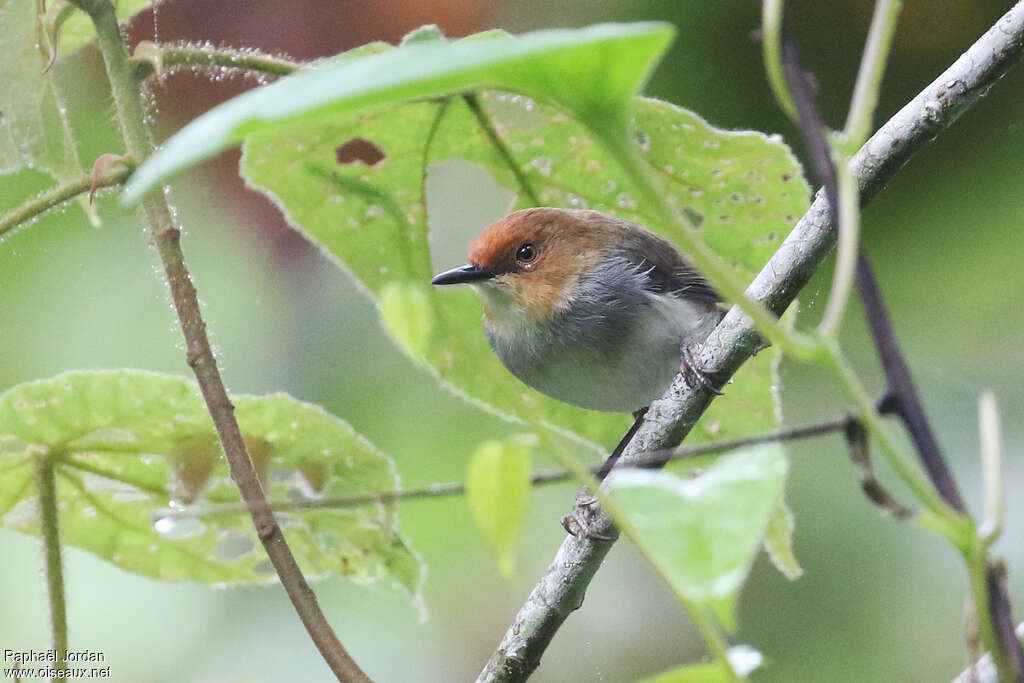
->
466, 438, 532, 576
639, 646, 762, 682
763, 495, 803, 580
609, 445, 787, 605
379, 281, 434, 360
639, 662, 729, 683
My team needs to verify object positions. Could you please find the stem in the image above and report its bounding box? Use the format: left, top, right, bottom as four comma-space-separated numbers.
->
761, 0, 799, 122
824, 342, 964, 534
183, 417, 851, 517
131, 41, 304, 79
462, 93, 541, 206
65, 1, 370, 680
480, 4, 1024, 677
978, 392, 1003, 543
0, 165, 133, 239
855, 254, 966, 511
843, 0, 903, 148
816, 155, 860, 337
34, 454, 67, 676
954, 623, 1024, 683
963, 543, 1020, 682
687, 604, 742, 683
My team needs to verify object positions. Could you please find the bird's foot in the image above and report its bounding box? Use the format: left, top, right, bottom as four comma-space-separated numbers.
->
681, 341, 723, 395
560, 492, 615, 541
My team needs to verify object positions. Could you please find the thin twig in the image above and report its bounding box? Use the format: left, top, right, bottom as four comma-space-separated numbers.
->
131, 40, 304, 80
843, 0, 903, 148
178, 417, 851, 518
0, 164, 133, 239
478, 5, 1024, 679
953, 623, 1024, 683
842, 418, 911, 517
34, 455, 68, 676
761, 0, 798, 122
64, 1, 370, 680
987, 561, 1024, 681
977, 392, 1003, 543
855, 254, 965, 511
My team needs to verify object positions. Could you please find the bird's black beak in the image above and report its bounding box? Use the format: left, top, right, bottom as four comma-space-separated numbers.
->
431, 264, 495, 285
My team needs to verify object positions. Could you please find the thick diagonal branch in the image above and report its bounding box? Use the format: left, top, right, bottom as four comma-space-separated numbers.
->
478, 4, 1024, 681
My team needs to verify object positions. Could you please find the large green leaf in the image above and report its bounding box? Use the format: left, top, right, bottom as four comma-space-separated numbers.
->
0, 370, 421, 597
608, 445, 787, 605
122, 22, 675, 202
239, 89, 802, 449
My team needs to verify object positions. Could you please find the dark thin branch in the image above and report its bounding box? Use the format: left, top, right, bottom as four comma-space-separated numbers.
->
987, 561, 1024, 680
179, 417, 852, 518
954, 623, 1024, 683
779, 0, 966, 514
478, 5, 1024, 680
779, 31, 839, 225
855, 254, 966, 511
65, 1, 370, 680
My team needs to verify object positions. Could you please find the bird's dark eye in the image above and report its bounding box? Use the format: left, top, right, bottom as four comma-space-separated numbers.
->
515, 243, 538, 265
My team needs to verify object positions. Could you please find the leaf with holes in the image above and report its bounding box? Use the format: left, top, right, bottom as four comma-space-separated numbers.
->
239, 81, 805, 451
0, 370, 421, 599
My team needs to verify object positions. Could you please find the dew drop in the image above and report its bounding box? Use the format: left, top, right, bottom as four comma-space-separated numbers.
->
530, 157, 553, 177
152, 511, 206, 540
566, 193, 587, 209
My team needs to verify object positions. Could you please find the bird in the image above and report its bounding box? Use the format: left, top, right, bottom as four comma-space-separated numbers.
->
432, 208, 724, 536
431, 207, 723, 416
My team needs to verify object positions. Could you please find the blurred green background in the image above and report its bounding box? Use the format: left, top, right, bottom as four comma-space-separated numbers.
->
2, 1, 1023, 681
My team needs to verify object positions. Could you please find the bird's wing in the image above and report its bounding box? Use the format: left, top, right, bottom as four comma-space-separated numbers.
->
617, 229, 721, 305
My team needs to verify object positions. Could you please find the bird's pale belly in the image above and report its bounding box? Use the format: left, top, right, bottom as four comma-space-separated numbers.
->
485, 295, 718, 413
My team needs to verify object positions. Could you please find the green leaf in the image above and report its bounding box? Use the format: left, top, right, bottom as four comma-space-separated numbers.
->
240, 92, 801, 451
378, 281, 434, 360
639, 646, 762, 682
123, 22, 676, 202
465, 438, 532, 576
58, 0, 156, 53
0, 0, 80, 178
608, 444, 788, 605
763, 495, 802, 580
0, 370, 422, 598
